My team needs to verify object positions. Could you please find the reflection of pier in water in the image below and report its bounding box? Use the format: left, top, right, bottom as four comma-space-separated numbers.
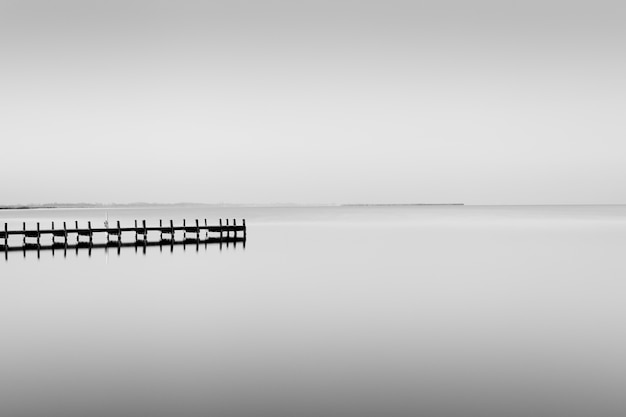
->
3, 237, 245, 260
1, 218, 247, 260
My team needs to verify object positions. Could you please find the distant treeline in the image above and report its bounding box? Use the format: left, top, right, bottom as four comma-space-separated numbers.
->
0, 203, 208, 210
1, 202, 465, 210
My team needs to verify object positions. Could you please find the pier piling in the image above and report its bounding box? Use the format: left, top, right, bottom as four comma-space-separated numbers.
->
2, 217, 246, 256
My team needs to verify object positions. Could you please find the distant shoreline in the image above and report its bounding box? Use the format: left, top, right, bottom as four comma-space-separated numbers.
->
0, 203, 465, 210
0, 203, 224, 210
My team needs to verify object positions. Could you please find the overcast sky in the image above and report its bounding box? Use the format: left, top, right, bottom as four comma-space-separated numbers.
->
0, 0, 624, 205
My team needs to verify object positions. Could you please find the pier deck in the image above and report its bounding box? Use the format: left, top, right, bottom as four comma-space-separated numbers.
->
1, 218, 247, 250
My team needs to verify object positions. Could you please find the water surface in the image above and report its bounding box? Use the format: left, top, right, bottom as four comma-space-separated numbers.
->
1, 205, 625, 417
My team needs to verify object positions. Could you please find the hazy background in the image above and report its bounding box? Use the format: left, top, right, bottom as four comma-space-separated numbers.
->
1, 0, 625, 205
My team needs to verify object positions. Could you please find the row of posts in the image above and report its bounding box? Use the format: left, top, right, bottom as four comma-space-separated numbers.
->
2, 219, 246, 246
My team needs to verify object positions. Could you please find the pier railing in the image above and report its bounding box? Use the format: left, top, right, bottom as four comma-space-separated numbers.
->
1, 218, 247, 251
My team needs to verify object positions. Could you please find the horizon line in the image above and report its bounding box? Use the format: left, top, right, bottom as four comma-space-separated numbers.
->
2, 202, 626, 210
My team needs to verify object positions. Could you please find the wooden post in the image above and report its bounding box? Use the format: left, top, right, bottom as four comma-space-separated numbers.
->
219, 219, 223, 240
195, 219, 199, 238
183, 219, 186, 239
4, 223, 7, 248
204, 218, 208, 238
23, 222, 26, 244
226, 219, 230, 238
170, 220, 174, 239
75, 221, 79, 242
159, 219, 163, 239
37, 222, 40, 246
88, 221, 92, 242
142, 220, 147, 241
243, 219, 246, 240
64, 222, 67, 244
134, 220, 138, 240
117, 220, 121, 240
233, 219, 237, 238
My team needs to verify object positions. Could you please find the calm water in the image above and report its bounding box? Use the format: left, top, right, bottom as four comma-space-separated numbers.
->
1, 205, 626, 417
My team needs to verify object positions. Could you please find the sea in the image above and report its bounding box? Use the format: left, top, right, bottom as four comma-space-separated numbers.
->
1, 205, 625, 417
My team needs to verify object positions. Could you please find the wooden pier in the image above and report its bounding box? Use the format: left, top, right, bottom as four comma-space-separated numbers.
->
1, 218, 247, 256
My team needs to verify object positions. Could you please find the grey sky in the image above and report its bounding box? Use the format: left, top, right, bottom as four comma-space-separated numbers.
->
1, 0, 624, 205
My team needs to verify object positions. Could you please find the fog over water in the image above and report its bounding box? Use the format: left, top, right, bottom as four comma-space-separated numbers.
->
1, 205, 626, 417
2, 0, 625, 415
1, 0, 626, 204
